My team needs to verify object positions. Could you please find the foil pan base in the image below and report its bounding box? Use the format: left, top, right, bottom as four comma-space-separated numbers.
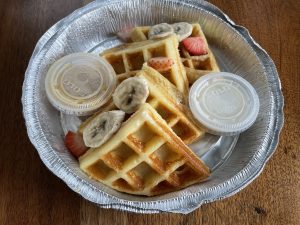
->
22, 0, 283, 214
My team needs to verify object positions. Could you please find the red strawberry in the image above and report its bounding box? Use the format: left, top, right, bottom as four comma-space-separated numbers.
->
182, 37, 208, 55
147, 57, 174, 72
65, 131, 88, 158
117, 26, 134, 42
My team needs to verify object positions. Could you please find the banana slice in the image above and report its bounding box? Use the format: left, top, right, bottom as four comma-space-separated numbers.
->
113, 77, 149, 113
172, 22, 193, 41
148, 23, 174, 39
83, 110, 125, 148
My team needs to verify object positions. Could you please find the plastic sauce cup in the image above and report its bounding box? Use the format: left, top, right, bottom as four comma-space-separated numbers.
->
45, 53, 116, 116
189, 72, 260, 136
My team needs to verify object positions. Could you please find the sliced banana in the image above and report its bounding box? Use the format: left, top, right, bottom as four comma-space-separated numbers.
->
148, 23, 174, 39
83, 110, 125, 148
172, 22, 193, 41
113, 77, 149, 113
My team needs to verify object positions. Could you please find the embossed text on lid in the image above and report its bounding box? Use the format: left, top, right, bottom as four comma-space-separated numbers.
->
61, 65, 103, 99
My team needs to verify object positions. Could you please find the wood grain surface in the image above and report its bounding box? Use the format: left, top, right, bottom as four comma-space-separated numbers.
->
0, 0, 299, 224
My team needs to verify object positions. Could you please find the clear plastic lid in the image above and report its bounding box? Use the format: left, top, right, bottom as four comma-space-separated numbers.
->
189, 72, 260, 136
45, 53, 116, 116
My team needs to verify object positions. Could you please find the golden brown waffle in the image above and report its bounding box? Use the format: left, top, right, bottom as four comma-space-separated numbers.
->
130, 23, 220, 84
79, 64, 204, 145
138, 65, 204, 144
100, 34, 189, 95
79, 103, 210, 196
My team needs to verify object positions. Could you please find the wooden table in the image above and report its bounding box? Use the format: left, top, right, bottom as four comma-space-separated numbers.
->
0, 0, 299, 224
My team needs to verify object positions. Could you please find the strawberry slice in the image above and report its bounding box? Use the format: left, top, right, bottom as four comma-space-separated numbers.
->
64, 131, 88, 158
117, 26, 134, 42
182, 37, 208, 56
147, 57, 174, 72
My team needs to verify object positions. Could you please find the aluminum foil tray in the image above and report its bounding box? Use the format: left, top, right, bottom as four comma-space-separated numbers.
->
22, 0, 284, 214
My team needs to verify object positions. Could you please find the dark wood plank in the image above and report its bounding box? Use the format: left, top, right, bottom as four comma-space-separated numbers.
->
0, 1, 83, 225
0, 0, 299, 224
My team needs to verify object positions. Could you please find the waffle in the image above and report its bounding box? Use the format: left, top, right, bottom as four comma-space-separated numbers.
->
130, 23, 220, 84
79, 103, 210, 196
100, 34, 189, 95
79, 64, 204, 145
